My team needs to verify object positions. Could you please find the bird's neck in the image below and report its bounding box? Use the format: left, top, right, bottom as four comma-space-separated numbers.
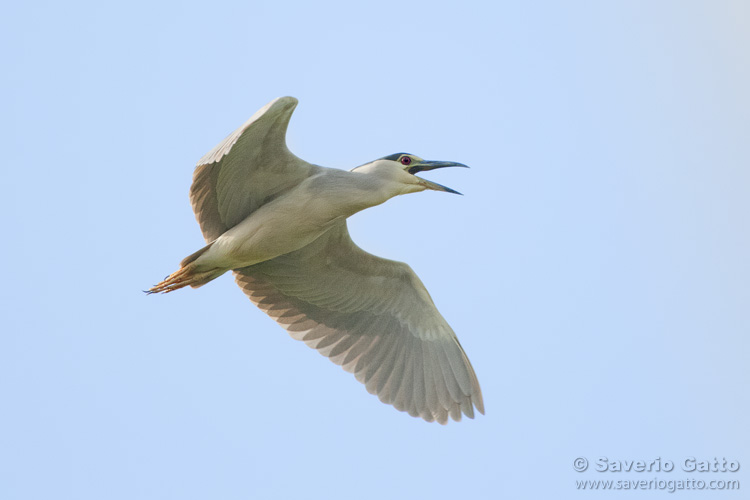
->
299, 169, 413, 223
343, 171, 409, 213
312, 172, 402, 217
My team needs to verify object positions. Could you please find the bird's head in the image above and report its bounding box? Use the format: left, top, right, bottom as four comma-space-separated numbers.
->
352, 153, 468, 195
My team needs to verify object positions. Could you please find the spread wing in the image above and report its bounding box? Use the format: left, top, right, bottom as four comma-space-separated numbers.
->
190, 96, 320, 242
233, 222, 484, 424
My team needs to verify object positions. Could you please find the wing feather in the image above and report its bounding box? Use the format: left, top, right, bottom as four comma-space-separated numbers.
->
189, 96, 319, 242
233, 221, 483, 423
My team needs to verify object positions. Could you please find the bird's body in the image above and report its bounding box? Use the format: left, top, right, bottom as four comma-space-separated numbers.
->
197, 168, 406, 272
149, 97, 484, 424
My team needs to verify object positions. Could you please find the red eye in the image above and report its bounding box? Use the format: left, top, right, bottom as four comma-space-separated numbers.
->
400, 156, 412, 165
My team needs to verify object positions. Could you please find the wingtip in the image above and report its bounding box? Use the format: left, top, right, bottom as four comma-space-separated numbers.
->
474, 395, 485, 415
196, 96, 300, 166
273, 96, 299, 109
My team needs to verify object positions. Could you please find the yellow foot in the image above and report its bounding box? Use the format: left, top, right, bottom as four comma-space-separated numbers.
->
146, 266, 193, 294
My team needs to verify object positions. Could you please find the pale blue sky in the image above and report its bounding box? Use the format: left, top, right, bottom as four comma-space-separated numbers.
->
2, 1, 748, 499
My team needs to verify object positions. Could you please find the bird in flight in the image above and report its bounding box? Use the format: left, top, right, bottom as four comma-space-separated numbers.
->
149, 97, 483, 424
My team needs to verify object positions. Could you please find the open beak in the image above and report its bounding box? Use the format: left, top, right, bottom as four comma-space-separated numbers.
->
408, 160, 469, 195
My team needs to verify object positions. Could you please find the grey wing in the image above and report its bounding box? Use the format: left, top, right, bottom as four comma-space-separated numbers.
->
233, 222, 484, 424
190, 96, 319, 242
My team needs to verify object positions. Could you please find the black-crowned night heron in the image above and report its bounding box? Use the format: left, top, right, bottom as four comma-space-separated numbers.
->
149, 97, 483, 424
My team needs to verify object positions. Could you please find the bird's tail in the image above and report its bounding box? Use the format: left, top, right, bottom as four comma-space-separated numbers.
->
146, 243, 225, 294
